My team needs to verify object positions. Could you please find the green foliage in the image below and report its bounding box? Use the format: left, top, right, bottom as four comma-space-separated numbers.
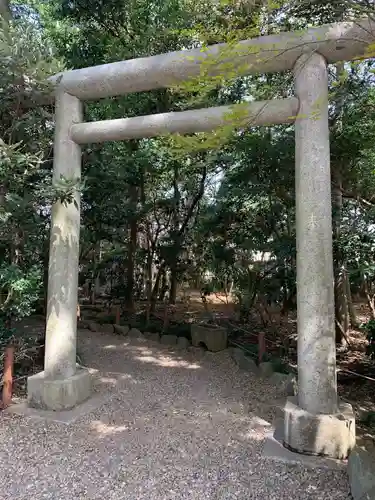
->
0, 7, 64, 330
0, 320, 16, 343
20, 0, 375, 340
0, 264, 42, 321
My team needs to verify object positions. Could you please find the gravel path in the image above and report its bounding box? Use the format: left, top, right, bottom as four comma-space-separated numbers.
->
0, 330, 350, 499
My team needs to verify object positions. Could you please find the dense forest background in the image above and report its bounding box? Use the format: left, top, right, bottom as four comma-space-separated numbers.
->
1, 0, 375, 376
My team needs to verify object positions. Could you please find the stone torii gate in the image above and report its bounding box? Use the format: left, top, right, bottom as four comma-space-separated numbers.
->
28, 19, 374, 459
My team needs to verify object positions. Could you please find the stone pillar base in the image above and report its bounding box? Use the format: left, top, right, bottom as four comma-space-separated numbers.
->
283, 396, 356, 459
27, 368, 92, 411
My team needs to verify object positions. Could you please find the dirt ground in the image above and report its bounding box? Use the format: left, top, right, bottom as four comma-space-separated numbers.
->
0, 330, 351, 500
3, 292, 375, 448
133, 291, 375, 445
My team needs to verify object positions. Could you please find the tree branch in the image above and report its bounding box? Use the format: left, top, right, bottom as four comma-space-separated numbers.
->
178, 164, 207, 238
341, 189, 375, 207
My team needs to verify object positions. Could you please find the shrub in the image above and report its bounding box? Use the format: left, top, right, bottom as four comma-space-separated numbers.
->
363, 319, 375, 359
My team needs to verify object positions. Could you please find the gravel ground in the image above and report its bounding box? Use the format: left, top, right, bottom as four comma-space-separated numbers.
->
0, 330, 351, 499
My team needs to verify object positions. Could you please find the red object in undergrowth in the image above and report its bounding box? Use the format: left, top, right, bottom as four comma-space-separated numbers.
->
2, 345, 14, 408
258, 332, 266, 364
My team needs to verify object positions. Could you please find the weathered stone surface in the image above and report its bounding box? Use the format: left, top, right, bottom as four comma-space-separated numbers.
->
160, 334, 178, 346
269, 372, 298, 396
191, 324, 227, 352
348, 446, 375, 500
128, 328, 145, 340
43, 91, 82, 383
143, 332, 160, 342
100, 323, 114, 334
113, 324, 129, 335
263, 420, 347, 471
177, 337, 191, 349
294, 53, 337, 415
51, 20, 375, 103
231, 348, 259, 374
27, 368, 92, 411
283, 396, 356, 459
74, 100, 299, 143
259, 361, 274, 378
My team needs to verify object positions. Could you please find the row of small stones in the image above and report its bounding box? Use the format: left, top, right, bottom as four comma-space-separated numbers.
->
78, 319, 297, 393
78, 320, 192, 348
231, 347, 297, 395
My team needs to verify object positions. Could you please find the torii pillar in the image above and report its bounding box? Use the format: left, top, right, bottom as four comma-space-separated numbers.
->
283, 53, 355, 459
27, 91, 92, 411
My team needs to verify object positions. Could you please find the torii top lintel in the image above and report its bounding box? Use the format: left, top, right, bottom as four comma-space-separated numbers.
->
49, 19, 375, 101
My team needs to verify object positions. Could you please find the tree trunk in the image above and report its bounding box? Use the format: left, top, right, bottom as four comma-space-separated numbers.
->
124, 185, 138, 312
169, 267, 178, 305
364, 278, 375, 320
43, 239, 49, 314
335, 264, 349, 342
145, 244, 155, 324
332, 170, 349, 346
159, 268, 168, 302
90, 241, 102, 304
125, 216, 137, 311
150, 266, 163, 313
346, 271, 359, 328
94, 272, 101, 296
169, 164, 180, 305
332, 63, 351, 346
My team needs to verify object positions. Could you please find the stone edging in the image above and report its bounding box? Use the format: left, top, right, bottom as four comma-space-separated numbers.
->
79, 320, 375, 499
78, 320, 192, 348
79, 321, 298, 391
230, 343, 375, 498
230, 347, 297, 395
